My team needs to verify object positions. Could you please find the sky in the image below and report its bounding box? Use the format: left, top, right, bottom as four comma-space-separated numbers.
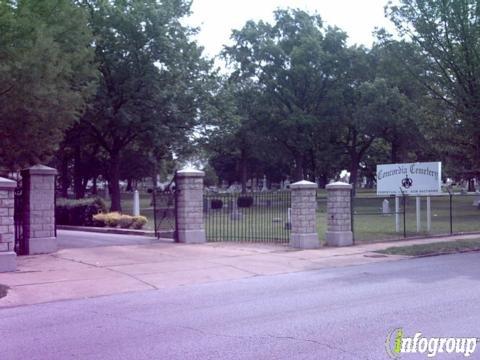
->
186, 0, 396, 58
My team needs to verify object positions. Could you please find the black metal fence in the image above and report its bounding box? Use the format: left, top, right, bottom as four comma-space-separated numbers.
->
351, 192, 480, 243
203, 191, 291, 243
14, 179, 27, 255
151, 189, 177, 240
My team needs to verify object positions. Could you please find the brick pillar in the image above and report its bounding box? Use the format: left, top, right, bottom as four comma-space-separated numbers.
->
175, 169, 206, 244
21, 165, 57, 254
290, 180, 319, 249
326, 182, 353, 247
0, 177, 16, 272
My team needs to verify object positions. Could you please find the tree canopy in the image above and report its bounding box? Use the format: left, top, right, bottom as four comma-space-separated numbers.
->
0, 0, 96, 171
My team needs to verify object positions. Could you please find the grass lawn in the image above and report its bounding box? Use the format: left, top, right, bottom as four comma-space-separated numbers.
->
0, 284, 8, 299
376, 238, 480, 256
93, 191, 480, 243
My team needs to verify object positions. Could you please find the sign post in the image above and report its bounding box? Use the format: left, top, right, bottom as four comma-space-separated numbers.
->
377, 162, 441, 196
377, 162, 441, 234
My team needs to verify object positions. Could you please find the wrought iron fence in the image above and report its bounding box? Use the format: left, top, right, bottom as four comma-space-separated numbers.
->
351, 192, 480, 243
203, 191, 291, 243
151, 189, 177, 240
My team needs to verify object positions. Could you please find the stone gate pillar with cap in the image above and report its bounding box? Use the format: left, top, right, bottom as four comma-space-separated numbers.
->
326, 181, 353, 247
175, 169, 206, 244
0, 177, 16, 272
21, 165, 58, 254
290, 180, 320, 249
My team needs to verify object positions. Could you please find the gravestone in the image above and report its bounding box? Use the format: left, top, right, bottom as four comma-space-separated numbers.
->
261, 175, 267, 192
133, 190, 140, 216
472, 192, 480, 207
382, 199, 391, 215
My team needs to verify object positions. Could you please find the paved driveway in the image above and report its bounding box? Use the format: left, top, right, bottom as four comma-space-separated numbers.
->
57, 230, 158, 249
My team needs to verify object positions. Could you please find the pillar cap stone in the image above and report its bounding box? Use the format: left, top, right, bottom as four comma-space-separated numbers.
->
0, 177, 17, 189
22, 164, 57, 176
326, 181, 352, 190
176, 168, 205, 178
290, 180, 317, 189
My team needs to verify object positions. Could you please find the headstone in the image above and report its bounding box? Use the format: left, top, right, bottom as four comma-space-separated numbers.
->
472, 192, 480, 206
382, 199, 391, 215
261, 175, 268, 192
133, 190, 140, 216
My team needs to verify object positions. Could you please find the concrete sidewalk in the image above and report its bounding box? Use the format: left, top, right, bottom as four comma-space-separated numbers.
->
0, 233, 478, 308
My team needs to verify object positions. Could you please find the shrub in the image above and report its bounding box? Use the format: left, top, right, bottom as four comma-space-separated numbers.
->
118, 215, 134, 229
104, 212, 121, 227
237, 196, 253, 208
132, 216, 148, 229
92, 213, 147, 229
55, 197, 107, 226
92, 213, 107, 227
211, 199, 223, 209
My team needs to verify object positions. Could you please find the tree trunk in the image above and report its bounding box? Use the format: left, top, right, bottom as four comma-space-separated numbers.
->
318, 173, 328, 189
468, 178, 475, 192
240, 148, 248, 194
391, 140, 398, 163
109, 151, 122, 212
73, 146, 85, 199
60, 156, 70, 198
126, 178, 133, 192
92, 176, 98, 195
294, 154, 304, 181
349, 156, 359, 197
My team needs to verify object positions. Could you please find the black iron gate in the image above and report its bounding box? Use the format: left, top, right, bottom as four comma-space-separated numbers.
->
151, 175, 178, 241
14, 180, 27, 255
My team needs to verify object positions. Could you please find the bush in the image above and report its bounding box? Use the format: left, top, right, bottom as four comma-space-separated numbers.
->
55, 197, 107, 226
92, 213, 107, 227
211, 199, 223, 209
104, 212, 121, 227
118, 214, 134, 229
92, 213, 148, 230
132, 215, 148, 229
237, 196, 253, 208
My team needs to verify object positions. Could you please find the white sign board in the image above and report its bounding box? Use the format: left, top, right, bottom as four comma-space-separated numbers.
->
376, 162, 441, 195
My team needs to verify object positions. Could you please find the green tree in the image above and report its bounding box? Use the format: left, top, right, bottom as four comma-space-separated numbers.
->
0, 0, 96, 171
79, 0, 212, 211
224, 9, 348, 181
386, 0, 480, 178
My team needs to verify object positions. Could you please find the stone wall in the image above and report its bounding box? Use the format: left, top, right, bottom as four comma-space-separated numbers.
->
0, 177, 16, 272
22, 165, 57, 254
175, 169, 206, 244
326, 182, 353, 246
290, 180, 319, 249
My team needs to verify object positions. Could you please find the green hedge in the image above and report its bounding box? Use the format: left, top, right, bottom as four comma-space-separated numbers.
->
55, 198, 107, 226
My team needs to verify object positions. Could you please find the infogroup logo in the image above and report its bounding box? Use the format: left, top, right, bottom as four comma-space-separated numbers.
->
385, 328, 478, 358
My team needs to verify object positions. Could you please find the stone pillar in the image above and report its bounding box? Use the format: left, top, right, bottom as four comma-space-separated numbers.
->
21, 165, 57, 254
0, 177, 16, 272
290, 180, 319, 249
175, 169, 206, 244
326, 182, 353, 247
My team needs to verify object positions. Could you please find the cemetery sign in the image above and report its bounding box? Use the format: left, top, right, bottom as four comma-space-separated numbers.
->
376, 162, 442, 195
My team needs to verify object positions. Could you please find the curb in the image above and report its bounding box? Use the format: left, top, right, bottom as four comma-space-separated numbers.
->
57, 225, 155, 236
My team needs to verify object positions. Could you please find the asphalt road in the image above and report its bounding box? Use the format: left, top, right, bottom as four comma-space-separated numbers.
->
57, 230, 157, 249
1, 253, 480, 360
